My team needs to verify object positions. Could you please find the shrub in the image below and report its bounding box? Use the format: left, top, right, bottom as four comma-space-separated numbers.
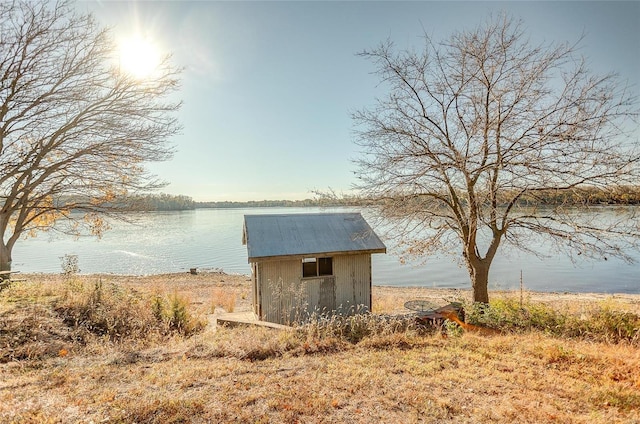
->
465, 298, 565, 333
60, 254, 80, 276
147, 292, 205, 336
56, 279, 157, 340
186, 312, 432, 362
564, 308, 640, 344
0, 303, 77, 362
466, 298, 640, 345
55, 280, 204, 341
297, 311, 429, 345
187, 326, 305, 361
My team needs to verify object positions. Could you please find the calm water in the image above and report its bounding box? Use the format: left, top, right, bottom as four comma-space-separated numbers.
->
12, 207, 640, 294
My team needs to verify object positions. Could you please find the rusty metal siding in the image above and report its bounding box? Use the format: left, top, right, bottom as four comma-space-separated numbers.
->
334, 254, 371, 315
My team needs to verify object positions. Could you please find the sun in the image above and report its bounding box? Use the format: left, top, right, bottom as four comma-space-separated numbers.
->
118, 34, 161, 78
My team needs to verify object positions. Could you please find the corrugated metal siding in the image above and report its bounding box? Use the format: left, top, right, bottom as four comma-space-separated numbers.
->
257, 254, 373, 324
303, 276, 336, 317
251, 263, 258, 315
334, 254, 371, 314
258, 259, 304, 324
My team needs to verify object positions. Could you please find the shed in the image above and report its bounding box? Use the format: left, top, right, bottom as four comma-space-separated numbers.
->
242, 212, 386, 325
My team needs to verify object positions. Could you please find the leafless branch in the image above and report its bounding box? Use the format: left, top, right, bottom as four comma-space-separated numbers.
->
352, 14, 639, 302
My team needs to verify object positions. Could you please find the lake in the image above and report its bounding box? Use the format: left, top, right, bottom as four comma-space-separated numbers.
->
11, 207, 640, 294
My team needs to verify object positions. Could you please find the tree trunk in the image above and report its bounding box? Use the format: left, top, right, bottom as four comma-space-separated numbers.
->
471, 265, 490, 304
0, 243, 12, 273
467, 257, 490, 304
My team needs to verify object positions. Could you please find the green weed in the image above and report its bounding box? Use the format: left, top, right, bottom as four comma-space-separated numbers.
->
148, 292, 205, 336
466, 298, 640, 344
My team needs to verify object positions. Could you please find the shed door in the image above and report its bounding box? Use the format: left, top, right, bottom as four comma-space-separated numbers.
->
318, 277, 336, 312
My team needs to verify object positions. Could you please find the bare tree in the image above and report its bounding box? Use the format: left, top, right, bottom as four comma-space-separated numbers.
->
353, 16, 639, 303
0, 1, 181, 272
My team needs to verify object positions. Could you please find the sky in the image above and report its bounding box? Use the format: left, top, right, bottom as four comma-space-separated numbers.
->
81, 1, 640, 202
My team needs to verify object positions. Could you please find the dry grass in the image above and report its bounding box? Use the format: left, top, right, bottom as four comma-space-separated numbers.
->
1, 273, 639, 423
211, 288, 237, 313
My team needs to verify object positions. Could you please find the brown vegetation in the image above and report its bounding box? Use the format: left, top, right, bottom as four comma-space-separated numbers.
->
1, 272, 639, 423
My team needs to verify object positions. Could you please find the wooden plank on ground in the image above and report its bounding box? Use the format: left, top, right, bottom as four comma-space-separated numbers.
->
216, 316, 290, 330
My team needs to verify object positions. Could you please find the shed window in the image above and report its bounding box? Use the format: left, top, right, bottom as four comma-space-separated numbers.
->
318, 257, 333, 276
302, 258, 317, 278
302, 257, 333, 278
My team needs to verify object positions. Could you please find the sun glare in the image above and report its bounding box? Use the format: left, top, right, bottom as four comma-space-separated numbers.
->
118, 34, 161, 78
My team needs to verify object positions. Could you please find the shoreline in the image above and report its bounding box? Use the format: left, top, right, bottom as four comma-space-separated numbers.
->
13, 271, 640, 315
18, 270, 640, 296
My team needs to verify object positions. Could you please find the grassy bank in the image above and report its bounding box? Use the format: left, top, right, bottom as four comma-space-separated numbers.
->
1, 273, 639, 423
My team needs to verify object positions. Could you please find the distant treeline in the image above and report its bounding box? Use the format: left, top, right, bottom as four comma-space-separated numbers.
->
124, 187, 640, 211
50, 187, 640, 213
196, 197, 361, 209
106, 195, 357, 211
385, 186, 640, 208
51, 193, 196, 211
516, 186, 640, 206
127, 193, 196, 211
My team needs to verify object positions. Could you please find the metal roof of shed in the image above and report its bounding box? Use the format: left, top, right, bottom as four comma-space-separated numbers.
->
243, 212, 386, 262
